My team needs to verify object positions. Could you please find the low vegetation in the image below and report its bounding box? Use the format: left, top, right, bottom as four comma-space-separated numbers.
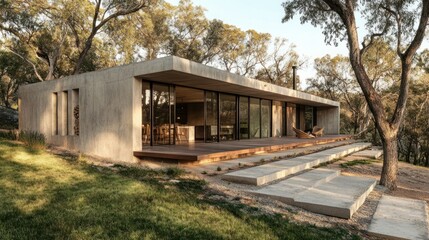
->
0, 138, 360, 240
340, 159, 375, 168
17, 130, 46, 150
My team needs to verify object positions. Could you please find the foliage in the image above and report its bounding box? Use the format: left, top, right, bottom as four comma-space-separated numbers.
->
0, 0, 301, 109
0, 139, 360, 239
0, 0, 153, 80
0, 106, 18, 129
0, 130, 18, 140
18, 130, 46, 150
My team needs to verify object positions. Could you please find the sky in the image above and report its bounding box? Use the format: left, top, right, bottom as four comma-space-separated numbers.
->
165, 0, 429, 87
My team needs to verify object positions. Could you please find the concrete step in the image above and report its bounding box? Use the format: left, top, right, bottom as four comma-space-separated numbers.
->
222, 142, 371, 186
252, 169, 376, 219
368, 195, 429, 240
352, 149, 383, 159
292, 175, 376, 219
252, 168, 340, 204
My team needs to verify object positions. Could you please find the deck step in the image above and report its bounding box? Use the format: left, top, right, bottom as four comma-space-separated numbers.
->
252, 169, 376, 219
368, 195, 429, 240
222, 142, 371, 185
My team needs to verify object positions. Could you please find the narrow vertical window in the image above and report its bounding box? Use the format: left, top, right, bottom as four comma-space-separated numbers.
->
52, 93, 58, 135
72, 89, 79, 136
62, 91, 68, 135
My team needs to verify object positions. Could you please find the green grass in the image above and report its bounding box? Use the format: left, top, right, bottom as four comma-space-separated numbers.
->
0, 139, 360, 240
340, 159, 375, 168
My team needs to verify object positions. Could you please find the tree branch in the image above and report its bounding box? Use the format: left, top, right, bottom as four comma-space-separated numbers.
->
391, 0, 429, 129
4, 48, 44, 82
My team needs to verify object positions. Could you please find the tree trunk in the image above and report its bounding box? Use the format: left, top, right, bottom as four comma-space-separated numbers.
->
405, 140, 412, 163
380, 137, 399, 190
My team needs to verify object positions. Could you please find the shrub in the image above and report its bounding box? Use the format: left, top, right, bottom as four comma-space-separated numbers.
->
0, 129, 19, 140
165, 167, 185, 178
19, 130, 46, 150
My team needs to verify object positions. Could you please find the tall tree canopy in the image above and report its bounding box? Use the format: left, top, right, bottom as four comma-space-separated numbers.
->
0, 0, 153, 80
282, 0, 429, 189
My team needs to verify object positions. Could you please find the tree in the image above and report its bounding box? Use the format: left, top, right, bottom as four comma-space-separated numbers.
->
255, 37, 299, 87
282, 0, 429, 189
0, 50, 36, 108
0, 0, 152, 78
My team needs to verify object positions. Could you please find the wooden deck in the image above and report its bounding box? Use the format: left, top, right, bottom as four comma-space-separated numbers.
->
134, 135, 352, 164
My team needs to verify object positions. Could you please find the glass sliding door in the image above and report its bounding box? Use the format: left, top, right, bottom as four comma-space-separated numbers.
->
239, 96, 249, 139
142, 82, 151, 146
220, 94, 236, 141
175, 86, 204, 143
205, 91, 218, 142
153, 84, 172, 145
249, 98, 260, 139
261, 99, 271, 138
304, 106, 314, 131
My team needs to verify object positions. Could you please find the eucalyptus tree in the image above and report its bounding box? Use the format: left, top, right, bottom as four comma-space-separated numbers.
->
282, 0, 429, 189
255, 37, 299, 87
0, 0, 153, 79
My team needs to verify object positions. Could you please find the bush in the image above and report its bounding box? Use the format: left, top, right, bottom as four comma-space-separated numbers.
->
0, 129, 19, 140
164, 167, 185, 178
19, 130, 46, 150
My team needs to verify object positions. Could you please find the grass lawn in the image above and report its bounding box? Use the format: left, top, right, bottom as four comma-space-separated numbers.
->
0, 139, 360, 240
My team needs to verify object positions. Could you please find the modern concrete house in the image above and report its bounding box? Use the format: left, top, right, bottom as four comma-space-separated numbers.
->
18, 56, 340, 163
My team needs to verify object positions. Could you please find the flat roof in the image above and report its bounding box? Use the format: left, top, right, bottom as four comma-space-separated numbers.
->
135, 56, 339, 107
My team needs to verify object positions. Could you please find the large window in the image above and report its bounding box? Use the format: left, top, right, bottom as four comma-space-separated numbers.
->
142, 82, 151, 145
249, 98, 260, 139
176, 86, 204, 143
239, 97, 249, 139
304, 106, 314, 131
141, 80, 273, 147
205, 91, 218, 142
261, 99, 271, 138
220, 94, 236, 141
153, 84, 173, 145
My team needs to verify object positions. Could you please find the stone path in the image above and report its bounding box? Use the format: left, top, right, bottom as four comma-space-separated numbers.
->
251, 168, 376, 219
222, 142, 371, 186
368, 195, 429, 240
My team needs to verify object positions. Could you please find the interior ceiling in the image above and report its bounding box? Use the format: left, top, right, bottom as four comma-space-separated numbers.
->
176, 86, 204, 103
140, 70, 335, 107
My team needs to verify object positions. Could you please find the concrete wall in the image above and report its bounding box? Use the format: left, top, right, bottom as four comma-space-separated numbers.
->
272, 101, 282, 137
316, 107, 340, 135
286, 103, 296, 136
19, 66, 138, 163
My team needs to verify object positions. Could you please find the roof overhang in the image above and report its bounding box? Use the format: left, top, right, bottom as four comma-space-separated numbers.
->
135, 56, 339, 108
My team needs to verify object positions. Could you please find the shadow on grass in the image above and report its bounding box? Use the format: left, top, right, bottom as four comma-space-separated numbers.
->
0, 140, 361, 240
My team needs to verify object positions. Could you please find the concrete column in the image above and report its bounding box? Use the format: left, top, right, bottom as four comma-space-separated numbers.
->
271, 101, 282, 137
316, 107, 340, 134
132, 77, 143, 154
286, 103, 296, 136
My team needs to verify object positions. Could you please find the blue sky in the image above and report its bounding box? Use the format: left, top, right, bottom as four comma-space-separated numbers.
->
165, 0, 429, 85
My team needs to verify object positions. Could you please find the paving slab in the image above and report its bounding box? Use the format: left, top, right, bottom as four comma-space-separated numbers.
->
292, 176, 376, 218
368, 195, 429, 240
252, 170, 376, 219
222, 142, 371, 185
252, 168, 340, 204
352, 149, 383, 159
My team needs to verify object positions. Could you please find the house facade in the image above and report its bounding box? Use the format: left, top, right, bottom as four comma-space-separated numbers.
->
18, 56, 340, 163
